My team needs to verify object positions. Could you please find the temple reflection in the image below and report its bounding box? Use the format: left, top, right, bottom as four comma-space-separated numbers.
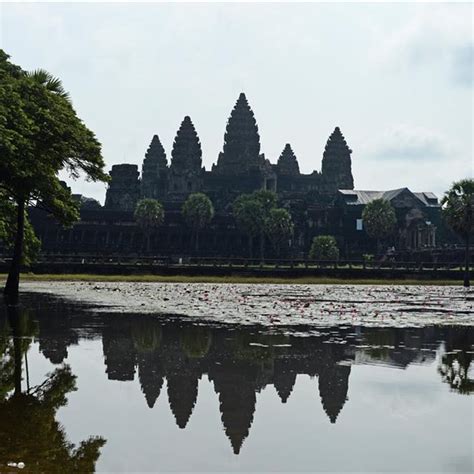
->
1, 294, 472, 456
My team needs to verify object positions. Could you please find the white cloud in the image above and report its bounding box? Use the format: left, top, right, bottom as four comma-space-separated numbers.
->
364, 124, 453, 161
371, 4, 473, 86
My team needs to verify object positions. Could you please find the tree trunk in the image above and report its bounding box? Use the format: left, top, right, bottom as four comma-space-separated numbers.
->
195, 228, 199, 253
464, 234, 470, 288
259, 231, 265, 263
4, 199, 25, 305
248, 235, 253, 259
7, 305, 22, 396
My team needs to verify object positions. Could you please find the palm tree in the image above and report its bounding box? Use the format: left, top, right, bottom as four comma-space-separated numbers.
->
441, 179, 474, 287
134, 199, 165, 254
362, 198, 397, 256
265, 208, 294, 258
182, 193, 214, 253
27, 69, 71, 102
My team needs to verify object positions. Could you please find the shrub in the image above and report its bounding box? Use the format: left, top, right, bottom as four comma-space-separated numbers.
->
309, 235, 339, 261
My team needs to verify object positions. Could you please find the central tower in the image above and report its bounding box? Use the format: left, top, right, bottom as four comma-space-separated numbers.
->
213, 93, 262, 175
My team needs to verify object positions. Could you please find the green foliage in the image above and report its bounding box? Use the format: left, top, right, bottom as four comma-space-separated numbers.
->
233, 194, 266, 238
441, 179, 474, 240
362, 253, 374, 264
0, 192, 40, 264
233, 190, 278, 237
26, 69, 71, 101
0, 50, 108, 298
361, 198, 397, 241
134, 199, 165, 232
309, 235, 339, 260
253, 189, 277, 213
232, 190, 292, 260
0, 49, 107, 219
265, 208, 294, 252
182, 193, 214, 230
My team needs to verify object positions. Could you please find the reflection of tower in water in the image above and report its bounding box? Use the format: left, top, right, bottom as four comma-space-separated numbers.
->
102, 320, 136, 381
273, 359, 297, 404
167, 373, 199, 429
138, 352, 164, 409
318, 364, 351, 423
210, 363, 258, 455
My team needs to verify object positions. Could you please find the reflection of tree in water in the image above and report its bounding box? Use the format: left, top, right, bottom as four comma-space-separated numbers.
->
180, 326, 212, 359
132, 319, 162, 353
0, 306, 106, 472
438, 328, 474, 395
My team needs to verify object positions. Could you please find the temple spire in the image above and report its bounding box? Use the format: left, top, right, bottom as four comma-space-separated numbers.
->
321, 127, 354, 190
277, 143, 300, 176
214, 92, 261, 175
141, 134, 168, 199
170, 116, 202, 172
168, 116, 203, 195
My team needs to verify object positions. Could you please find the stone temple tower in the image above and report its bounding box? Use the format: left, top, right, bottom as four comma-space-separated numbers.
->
276, 144, 300, 176
321, 127, 354, 191
104, 164, 140, 211
168, 116, 203, 198
141, 134, 168, 200
214, 92, 263, 175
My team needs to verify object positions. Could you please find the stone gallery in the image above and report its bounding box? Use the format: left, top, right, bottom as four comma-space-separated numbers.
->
29, 93, 443, 258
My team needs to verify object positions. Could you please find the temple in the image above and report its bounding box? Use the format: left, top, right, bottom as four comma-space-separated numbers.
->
25, 92, 450, 259
103, 92, 351, 211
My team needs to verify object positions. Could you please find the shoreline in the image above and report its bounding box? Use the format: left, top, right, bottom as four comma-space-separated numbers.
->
0, 272, 466, 286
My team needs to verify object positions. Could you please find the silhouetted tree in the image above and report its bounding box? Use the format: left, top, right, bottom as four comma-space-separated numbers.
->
134, 198, 165, 253
182, 193, 214, 252
0, 51, 108, 304
362, 198, 397, 255
265, 207, 294, 258
309, 235, 339, 261
441, 179, 474, 287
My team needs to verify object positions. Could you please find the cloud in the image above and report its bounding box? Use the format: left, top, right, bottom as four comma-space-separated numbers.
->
365, 124, 453, 161
451, 44, 474, 87
371, 4, 473, 87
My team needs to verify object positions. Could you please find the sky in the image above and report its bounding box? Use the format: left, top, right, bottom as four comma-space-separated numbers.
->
1, 1, 473, 204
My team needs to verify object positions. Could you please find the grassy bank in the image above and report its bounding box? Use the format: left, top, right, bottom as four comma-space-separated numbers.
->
0, 273, 462, 286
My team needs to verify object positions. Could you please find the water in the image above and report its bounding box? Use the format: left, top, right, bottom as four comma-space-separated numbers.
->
0, 292, 473, 472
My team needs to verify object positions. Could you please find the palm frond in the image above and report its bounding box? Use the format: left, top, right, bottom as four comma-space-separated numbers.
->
27, 68, 71, 103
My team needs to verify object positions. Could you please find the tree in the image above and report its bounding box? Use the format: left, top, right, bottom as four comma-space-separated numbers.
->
361, 198, 397, 255
0, 51, 108, 304
182, 193, 214, 252
441, 179, 474, 287
134, 199, 165, 253
232, 190, 277, 261
233, 194, 264, 258
309, 235, 339, 261
265, 208, 294, 258
0, 191, 40, 265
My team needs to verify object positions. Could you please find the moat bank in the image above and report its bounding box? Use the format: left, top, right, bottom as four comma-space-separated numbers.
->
0, 273, 468, 286
0, 260, 470, 284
